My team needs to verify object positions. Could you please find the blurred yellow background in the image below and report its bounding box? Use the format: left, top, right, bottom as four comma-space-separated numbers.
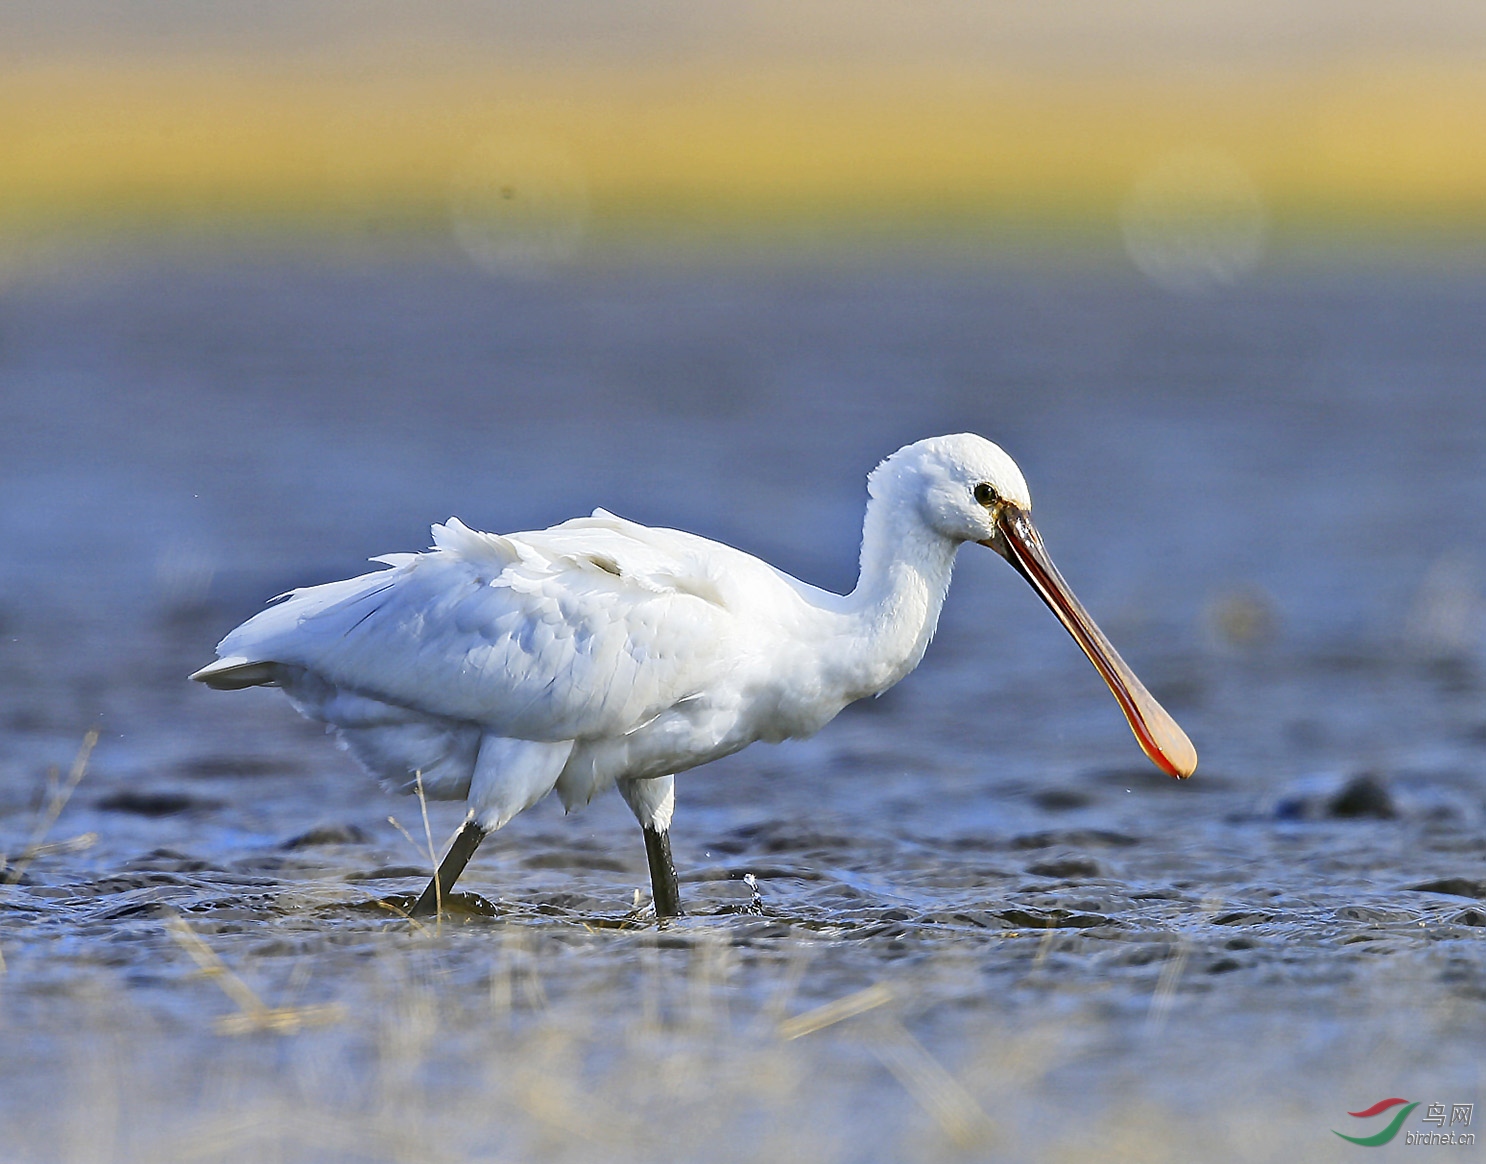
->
2, 1, 1484, 256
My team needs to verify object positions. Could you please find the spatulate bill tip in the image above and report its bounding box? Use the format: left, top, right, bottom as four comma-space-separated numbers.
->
1135, 719, 1197, 780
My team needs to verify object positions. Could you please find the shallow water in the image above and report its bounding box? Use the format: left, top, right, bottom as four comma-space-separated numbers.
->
1, 253, 1484, 1162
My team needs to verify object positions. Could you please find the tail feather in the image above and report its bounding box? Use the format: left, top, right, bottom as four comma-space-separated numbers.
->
190, 657, 281, 690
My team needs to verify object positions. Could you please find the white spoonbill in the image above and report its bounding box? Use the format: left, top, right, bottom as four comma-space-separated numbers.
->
192, 434, 1196, 917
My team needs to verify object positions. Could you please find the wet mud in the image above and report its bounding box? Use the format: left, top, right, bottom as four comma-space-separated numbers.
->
1, 254, 1483, 1162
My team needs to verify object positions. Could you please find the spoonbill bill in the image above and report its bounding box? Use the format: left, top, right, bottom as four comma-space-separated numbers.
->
192, 434, 1195, 917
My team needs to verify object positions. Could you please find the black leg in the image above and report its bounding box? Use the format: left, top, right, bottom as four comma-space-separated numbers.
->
643, 825, 683, 918
411, 818, 488, 918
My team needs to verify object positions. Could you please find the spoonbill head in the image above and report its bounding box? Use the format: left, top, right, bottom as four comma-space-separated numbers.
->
192, 433, 1195, 918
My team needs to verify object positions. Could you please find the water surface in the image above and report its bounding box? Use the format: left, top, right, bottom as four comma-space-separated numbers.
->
1, 254, 1483, 1162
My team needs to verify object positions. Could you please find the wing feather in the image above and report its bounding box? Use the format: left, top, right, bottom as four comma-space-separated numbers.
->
213, 516, 741, 741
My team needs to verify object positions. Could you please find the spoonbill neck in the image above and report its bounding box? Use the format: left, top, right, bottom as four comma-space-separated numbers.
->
831, 493, 961, 700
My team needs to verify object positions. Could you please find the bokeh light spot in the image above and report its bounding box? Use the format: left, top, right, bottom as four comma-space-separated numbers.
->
1121, 148, 1266, 294
450, 137, 589, 275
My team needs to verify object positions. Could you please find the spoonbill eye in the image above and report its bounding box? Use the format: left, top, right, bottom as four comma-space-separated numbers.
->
973, 482, 998, 507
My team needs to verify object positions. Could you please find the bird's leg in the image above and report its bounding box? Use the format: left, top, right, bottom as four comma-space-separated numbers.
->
620, 775, 682, 918
410, 817, 487, 918
642, 825, 683, 918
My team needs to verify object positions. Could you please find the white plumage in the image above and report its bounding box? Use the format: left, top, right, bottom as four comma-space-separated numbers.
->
194, 434, 1194, 914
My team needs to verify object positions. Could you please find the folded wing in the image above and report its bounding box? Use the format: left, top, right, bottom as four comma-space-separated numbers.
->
196, 514, 741, 744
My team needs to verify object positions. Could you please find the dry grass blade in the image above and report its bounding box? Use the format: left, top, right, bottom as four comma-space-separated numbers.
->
165, 913, 268, 1015
165, 913, 345, 1036
387, 770, 458, 928
758, 941, 815, 1032
777, 982, 893, 1040
212, 1004, 346, 1036
2, 730, 98, 886
1031, 920, 1059, 971
414, 769, 440, 921
28, 832, 96, 856
372, 895, 433, 937
7, 833, 97, 867
779, 982, 993, 1147
1145, 940, 1189, 1034
168, 1108, 462, 1164
1147, 897, 1221, 1034
385, 814, 423, 856
867, 1015, 997, 1149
